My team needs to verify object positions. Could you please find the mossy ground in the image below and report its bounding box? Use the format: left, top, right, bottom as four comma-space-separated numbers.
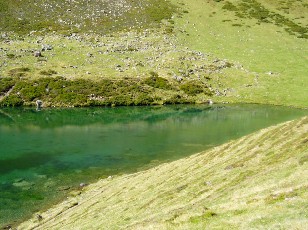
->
18, 117, 308, 229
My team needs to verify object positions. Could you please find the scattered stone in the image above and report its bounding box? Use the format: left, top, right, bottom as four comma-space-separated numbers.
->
36, 100, 43, 109
13, 180, 33, 189
3, 225, 12, 230
34, 51, 42, 57
41, 44, 53, 51
173, 75, 183, 82
79, 183, 87, 188
207, 99, 213, 105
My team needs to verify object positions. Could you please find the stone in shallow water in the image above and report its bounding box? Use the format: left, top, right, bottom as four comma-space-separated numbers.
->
12, 180, 34, 190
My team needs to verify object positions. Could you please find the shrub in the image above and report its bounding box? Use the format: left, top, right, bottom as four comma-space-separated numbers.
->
0, 77, 15, 94
164, 95, 190, 104
180, 81, 204, 95
143, 73, 171, 90
0, 95, 23, 106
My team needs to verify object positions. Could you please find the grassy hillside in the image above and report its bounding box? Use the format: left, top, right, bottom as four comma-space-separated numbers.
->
171, 0, 308, 107
18, 116, 308, 229
0, 0, 175, 35
1, 0, 306, 107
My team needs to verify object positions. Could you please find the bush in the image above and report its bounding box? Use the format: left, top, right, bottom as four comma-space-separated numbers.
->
164, 94, 190, 104
180, 81, 204, 95
0, 95, 23, 106
134, 93, 154, 105
143, 74, 172, 90
0, 77, 15, 94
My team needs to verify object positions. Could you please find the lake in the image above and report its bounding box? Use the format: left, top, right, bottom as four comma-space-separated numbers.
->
0, 104, 307, 227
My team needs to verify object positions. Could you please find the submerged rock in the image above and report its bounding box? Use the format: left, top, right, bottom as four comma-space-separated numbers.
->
12, 180, 34, 190
58, 186, 71, 191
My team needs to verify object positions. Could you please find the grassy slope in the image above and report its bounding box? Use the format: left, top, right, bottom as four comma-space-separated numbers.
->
18, 116, 308, 229
170, 0, 308, 107
1, 0, 307, 107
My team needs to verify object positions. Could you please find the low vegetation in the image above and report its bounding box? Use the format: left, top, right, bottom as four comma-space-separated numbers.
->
18, 117, 308, 229
0, 76, 213, 107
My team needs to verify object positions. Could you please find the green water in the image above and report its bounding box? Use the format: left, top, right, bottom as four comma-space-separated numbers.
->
0, 104, 307, 227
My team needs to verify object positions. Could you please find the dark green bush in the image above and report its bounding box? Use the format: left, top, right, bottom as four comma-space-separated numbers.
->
55, 92, 88, 106
0, 77, 15, 94
134, 93, 154, 105
0, 94, 24, 106
164, 95, 190, 104
143, 74, 171, 90
180, 81, 205, 95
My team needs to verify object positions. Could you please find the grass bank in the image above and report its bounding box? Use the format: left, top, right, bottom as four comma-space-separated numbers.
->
18, 116, 308, 229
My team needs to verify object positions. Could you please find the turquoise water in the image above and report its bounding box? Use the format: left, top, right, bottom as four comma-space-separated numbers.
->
0, 104, 307, 227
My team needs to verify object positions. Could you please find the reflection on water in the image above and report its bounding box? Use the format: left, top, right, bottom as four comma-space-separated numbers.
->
0, 104, 307, 226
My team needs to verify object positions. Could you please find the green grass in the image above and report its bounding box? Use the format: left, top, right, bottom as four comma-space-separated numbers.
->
0, 0, 175, 35
1, 0, 307, 108
170, 0, 308, 107
18, 116, 308, 229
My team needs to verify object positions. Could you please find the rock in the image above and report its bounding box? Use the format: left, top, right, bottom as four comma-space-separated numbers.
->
34, 51, 42, 57
173, 75, 183, 82
14, 178, 25, 183
13, 180, 34, 189
3, 225, 12, 230
41, 44, 53, 51
79, 183, 87, 188
36, 100, 43, 109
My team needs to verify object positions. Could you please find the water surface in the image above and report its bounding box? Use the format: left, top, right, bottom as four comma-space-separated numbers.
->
0, 104, 306, 226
